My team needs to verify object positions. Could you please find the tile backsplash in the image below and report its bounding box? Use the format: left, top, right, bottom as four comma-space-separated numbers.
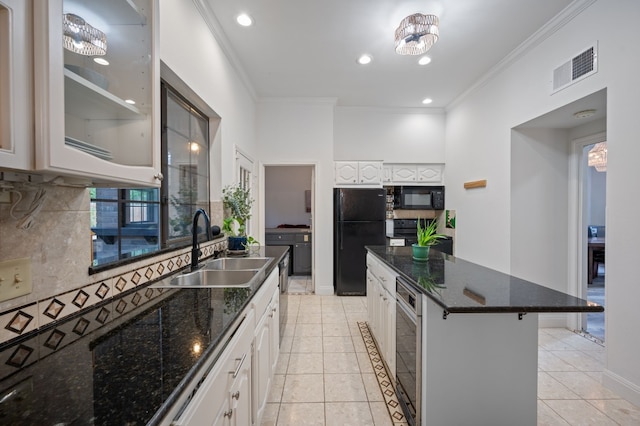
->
0, 184, 226, 346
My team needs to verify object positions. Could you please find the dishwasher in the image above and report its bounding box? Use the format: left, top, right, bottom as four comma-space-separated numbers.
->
278, 252, 290, 345
395, 276, 422, 425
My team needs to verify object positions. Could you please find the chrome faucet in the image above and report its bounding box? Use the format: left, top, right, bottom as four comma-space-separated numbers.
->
191, 208, 212, 271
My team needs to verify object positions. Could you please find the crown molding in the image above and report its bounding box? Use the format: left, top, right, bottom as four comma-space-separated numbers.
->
192, 0, 258, 102
446, 0, 598, 111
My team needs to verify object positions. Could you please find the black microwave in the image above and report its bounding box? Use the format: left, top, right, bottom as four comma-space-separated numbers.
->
393, 186, 445, 210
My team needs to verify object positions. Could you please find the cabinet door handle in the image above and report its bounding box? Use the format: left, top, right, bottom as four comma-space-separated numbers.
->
224, 409, 233, 418
230, 353, 247, 378
232, 391, 240, 400
154, 172, 164, 181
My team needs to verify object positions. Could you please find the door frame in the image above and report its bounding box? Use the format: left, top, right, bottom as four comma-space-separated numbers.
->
259, 162, 316, 291
567, 131, 606, 332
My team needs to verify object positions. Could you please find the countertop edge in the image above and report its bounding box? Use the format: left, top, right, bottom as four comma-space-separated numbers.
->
366, 246, 604, 314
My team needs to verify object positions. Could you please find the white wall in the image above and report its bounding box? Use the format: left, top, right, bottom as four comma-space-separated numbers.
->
160, 0, 258, 197
445, 0, 640, 405
256, 99, 335, 295
334, 107, 446, 162
265, 166, 313, 228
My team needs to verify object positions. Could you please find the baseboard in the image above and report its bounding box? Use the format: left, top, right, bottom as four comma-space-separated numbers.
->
603, 368, 640, 407
538, 312, 569, 328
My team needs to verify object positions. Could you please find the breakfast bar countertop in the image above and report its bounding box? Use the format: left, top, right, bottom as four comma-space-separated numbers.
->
0, 246, 288, 426
366, 245, 603, 315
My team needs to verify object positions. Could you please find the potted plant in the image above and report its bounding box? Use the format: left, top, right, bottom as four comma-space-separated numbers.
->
412, 217, 446, 261
222, 183, 261, 252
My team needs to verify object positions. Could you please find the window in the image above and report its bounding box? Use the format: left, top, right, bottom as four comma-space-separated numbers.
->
90, 80, 210, 269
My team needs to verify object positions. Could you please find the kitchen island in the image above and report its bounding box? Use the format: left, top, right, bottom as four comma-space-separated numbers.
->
366, 245, 603, 426
0, 246, 288, 425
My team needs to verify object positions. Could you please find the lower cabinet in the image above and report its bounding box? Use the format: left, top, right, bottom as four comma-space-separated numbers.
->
293, 242, 311, 275
366, 253, 396, 378
251, 269, 280, 424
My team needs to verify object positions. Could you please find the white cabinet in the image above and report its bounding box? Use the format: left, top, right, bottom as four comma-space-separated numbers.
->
251, 269, 280, 425
389, 163, 444, 184
32, 0, 162, 187
366, 253, 396, 378
335, 161, 382, 186
0, 0, 32, 170
174, 310, 255, 426
382, 164, 393, 183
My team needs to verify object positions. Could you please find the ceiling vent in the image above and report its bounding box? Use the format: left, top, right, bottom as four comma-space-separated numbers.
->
552, 43, 598, 93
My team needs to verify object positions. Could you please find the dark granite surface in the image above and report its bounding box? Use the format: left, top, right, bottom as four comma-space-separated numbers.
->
367, 245, 603, 314
0, 246, 288, 426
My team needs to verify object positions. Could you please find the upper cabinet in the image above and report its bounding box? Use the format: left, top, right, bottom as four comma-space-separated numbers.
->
32, 0, 161, 187
390, 163, 444, 184
335, 161, 382, 186
0, 0, 32, 171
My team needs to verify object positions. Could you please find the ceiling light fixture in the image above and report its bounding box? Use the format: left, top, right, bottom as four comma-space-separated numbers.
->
587, 142, 607, 172
93, 57, 109, 66
422, 98, 433, 105
418, 56, 432, 66
63, 13, 107, 56
236, 13, 253, 27
574, 109, 596, 119
395, 13, 439, 55
357, 54, 372, 65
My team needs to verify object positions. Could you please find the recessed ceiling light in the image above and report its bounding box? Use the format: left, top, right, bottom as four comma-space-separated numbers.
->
574, 109, 596, 119
422, 98, 433, 105
357, 54, 372, 65
93, 57, 109, 66
418, 56, 432, 66
236, 13, 253, 26
125, 99, 136, 105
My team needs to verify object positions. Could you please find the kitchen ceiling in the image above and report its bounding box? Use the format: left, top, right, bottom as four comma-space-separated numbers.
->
201, 0, 575, 109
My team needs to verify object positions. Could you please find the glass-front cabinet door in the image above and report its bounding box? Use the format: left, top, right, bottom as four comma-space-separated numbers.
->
34, 0, 161, 187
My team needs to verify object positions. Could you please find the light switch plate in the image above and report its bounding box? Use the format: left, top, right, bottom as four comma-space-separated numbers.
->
0, 258, 32, 302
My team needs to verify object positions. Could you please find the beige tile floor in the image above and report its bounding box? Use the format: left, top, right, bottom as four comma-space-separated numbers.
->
262, 293, 640, 425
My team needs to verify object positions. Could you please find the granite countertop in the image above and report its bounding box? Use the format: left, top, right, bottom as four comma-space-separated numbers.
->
367, 245, 603, 315
0, 246, 288, 426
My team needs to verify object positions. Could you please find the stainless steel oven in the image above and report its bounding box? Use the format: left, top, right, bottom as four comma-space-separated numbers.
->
396, 277, 422, 425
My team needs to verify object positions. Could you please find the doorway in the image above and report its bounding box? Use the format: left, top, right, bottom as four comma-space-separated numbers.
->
264, 165, 314, 294
578, 137, 607, 341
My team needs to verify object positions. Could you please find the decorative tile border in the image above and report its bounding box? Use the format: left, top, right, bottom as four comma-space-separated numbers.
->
358, 321, 409, 425
0, 240, 227, 346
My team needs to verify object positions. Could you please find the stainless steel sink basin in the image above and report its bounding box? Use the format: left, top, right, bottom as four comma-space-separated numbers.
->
158, 269, 259, 288
152, 256, 273, 288
204, 257, 272, 270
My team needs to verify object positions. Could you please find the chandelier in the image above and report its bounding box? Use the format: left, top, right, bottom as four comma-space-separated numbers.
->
63, 14, 107, 56
394, 13, 439, 55
587, 142, 607, 172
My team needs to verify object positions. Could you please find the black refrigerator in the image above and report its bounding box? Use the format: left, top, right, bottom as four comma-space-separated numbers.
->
334, 188, 386, 295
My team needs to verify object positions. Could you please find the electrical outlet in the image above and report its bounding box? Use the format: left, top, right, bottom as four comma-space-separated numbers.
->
0, 258, 32, 302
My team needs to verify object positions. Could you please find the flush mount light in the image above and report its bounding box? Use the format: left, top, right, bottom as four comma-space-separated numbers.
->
93, 57, 109, 66
395, 13, 439, 55
125, 99, 136, 105
574, 109, 596, 119
63, 13, 107, 56
189, 141, 200, 153
418, 56, 432, 66
236, 13, 253, 26
422, 98, 433, 105
357, 54, 372, 65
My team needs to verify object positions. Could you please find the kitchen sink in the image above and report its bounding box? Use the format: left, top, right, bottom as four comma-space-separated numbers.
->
204, 257, 272, 270
155, 269, 259, 288
152, 257, 273, 289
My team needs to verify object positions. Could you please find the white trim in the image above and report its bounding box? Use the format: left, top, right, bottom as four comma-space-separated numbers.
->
447, 0, 597, 111
568, 132, 606, 332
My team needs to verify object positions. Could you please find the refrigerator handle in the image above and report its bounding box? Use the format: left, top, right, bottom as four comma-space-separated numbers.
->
338, 191, 343, 250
